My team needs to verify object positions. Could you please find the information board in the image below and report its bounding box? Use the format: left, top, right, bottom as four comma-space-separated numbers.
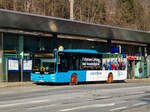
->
23, 59, 32, 71
7, 59, 19, 71
111, 47, 119, 53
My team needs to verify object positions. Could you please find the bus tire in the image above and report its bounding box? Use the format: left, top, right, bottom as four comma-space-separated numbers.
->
107, 73, 113, 83
70, 74, 78, 85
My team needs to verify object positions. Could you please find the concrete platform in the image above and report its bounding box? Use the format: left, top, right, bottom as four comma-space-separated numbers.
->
0, 82, 33, 88
125, 78, 150, 83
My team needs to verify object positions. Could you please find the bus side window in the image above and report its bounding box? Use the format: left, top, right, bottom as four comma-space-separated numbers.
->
58, 55, 68, 72
69, 56, 79, 70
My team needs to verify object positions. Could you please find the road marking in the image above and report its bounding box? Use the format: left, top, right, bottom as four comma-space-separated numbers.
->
116, 100, 127, 104
133, 102, 146, 106
94, 95, 111, 99
28, 104, 58, 110
60, 103, 115, 111
110, 106, 126, 111
0, 99, 49, 108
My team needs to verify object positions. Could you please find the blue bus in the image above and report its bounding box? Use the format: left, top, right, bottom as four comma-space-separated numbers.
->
31, 49, 127, 84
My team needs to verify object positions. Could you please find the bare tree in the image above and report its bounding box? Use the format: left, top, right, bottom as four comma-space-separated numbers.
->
74, 0, 106, 24
13, 0, 17, 10
24, 0, 32, 12
0, 0, 149, 31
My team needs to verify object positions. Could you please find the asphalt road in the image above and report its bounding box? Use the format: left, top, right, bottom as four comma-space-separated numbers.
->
0, 82, 150, 112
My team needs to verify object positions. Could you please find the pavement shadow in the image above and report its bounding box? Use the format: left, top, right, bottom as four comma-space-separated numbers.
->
33, 80, 126, 86
34, 82, 69, 86
140, 91, 150, 104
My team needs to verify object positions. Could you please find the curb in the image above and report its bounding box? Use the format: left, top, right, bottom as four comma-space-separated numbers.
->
0, 82, 34, 88
0, 79, 150, 88
125, 78, 150, 83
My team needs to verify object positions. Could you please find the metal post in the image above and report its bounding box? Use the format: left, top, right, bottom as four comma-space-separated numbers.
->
119, 45, 121, 54
6, 58, 8, 82
132, 61, 135, 79
21, 59, 23, 82
53, 33, 58, 49
0, 32, 3, 82
107, 39, 111, 53
19, 35, 24, 82
147, 44, 150, 56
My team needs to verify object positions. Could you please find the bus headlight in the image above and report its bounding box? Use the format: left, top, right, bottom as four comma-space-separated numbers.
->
51, 77, 55, 79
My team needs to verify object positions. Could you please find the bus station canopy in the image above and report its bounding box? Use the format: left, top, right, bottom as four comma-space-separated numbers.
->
0, 9, 150, 44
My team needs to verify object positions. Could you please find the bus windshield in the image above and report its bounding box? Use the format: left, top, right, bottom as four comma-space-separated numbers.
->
32, 53, 56, 74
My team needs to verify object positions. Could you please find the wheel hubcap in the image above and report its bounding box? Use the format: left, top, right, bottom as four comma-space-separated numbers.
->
108, 75, 112, 83
71, 76, 76, 83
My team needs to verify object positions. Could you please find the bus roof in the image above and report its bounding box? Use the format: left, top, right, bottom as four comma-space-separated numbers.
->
58, 49, 126, 56
61, 49, 99, 54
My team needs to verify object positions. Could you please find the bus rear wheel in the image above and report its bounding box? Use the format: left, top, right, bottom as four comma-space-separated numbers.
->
107, 73, 113, 83
70, 74, 78, 85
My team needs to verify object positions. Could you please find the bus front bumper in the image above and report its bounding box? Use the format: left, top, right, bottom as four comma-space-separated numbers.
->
31, 73, 56, 83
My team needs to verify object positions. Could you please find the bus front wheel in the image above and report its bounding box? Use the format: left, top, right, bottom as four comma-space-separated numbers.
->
107, 73, 113, 83
70, 74, 78, 85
